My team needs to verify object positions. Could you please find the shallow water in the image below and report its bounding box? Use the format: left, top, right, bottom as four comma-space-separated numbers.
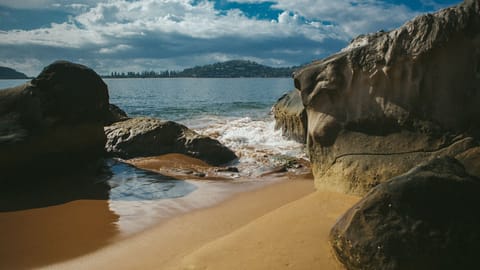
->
0, 78, 306, 268
0, 159, 275, 269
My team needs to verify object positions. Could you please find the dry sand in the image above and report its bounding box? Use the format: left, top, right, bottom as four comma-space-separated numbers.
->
43, 178, 359, 270
180, 191, 358, 270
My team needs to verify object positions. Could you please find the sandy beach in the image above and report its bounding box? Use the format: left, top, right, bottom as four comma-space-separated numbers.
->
41, 177, 358, 270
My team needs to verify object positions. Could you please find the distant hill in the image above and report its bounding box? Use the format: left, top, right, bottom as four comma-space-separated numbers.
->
176, 60, 297, 78
106, 60, 298, 78
0, 67, 28, 79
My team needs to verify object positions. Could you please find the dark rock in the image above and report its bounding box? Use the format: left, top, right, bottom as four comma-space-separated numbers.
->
104, 103, 129, 125
0, 61, 109, 179
272, 89, 307, 143
330, 157, 480, 270
455, 146, 480, 177
291, 1, 480, 194
104, 117, 237, 166
216, 167, 239, 173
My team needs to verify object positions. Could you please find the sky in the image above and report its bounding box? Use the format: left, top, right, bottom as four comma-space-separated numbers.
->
0, 0, 462, 76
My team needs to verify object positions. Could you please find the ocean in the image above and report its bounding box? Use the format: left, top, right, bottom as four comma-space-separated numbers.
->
0, 78, 304, 173
0, 78, 306, 243
105, 78, 305, 174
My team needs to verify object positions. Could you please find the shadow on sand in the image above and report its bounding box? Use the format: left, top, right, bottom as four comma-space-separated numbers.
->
0, 159, 197, 269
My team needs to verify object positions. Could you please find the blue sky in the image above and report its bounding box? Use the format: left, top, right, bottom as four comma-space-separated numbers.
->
0, 0, 462, 76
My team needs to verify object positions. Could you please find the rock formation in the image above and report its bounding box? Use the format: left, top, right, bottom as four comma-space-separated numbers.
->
104, 103, 129, 125
272, 89, 307, 143
0, 61, 109, 180
104, 117, 237, 166
330, 157, 480, 270
290, 0, 480, 194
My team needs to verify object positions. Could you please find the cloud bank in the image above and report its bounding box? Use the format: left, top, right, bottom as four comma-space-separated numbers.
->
0, 0, 460, 76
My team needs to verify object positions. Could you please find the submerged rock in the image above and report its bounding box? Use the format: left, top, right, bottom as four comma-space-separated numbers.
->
104, 117, 237, 166
330, 157, 480, 270
272, 89, 307, 143
292, 0, 480, 194
0, 61, 109, 179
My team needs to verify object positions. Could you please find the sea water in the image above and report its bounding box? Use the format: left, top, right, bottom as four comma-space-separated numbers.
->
0, 78, 305, 236
0, 78, 305, 169
106, 78, 305, 173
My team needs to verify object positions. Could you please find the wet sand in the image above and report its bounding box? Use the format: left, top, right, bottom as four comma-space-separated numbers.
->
0, 200, 119, 270
1, 153, 357, 270
44, 179, 359, 270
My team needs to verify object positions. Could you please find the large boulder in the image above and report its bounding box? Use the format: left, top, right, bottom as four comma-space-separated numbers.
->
329, 157, 480, 270
0, 61, 109, 179
104, 117, 237, 166
272, 89, 307, 143
104, 103, 129, 125
292, 0, 480, 194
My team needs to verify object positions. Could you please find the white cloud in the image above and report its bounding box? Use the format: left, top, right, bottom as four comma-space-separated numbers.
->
0, 58, 44, 77
99, 44, 132, 54
0, 0, 459, 75
0, 0, 336, 50
0, 0, 99, 10
229, 0, 419, 37
0, 22, 105, 47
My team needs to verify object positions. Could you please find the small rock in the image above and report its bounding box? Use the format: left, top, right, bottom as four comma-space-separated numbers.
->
104, 117, 237, 166
193, 172, 206, 178
215, 167, 239, 173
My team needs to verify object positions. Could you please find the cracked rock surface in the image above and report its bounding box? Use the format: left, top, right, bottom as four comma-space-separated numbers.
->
289, 0, 480, 194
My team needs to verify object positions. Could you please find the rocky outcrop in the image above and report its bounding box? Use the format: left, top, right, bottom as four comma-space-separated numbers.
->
292, 0, 480, 194
330, 157, 480, 270
104, 117, 237, 166
0, 61, 109, 179
272, 89, 307, 143
104, 103, 129, 125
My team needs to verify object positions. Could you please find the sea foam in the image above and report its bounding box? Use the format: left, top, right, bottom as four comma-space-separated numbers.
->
195, 116, 306, 176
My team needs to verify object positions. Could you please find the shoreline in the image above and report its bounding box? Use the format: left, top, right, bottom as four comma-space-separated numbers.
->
42, 177, 359, 270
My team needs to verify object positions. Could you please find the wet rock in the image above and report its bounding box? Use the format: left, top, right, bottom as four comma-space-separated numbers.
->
193, 172, 206, 178
260, 165, 288, 177
330, 157, 480, 270
104, 117, 237, 166
292, 1, 480, 194
272, 89, 307, 143
0, 61, 109, 179
215, 167, 239, 173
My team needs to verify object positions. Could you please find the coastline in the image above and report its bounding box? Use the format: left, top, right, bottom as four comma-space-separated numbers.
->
42, 177, 359, 270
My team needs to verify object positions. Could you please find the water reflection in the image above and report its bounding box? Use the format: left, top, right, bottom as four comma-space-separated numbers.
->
105, 159, 197, 201
0, 167, 118, 269
0, 159, 198, 269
